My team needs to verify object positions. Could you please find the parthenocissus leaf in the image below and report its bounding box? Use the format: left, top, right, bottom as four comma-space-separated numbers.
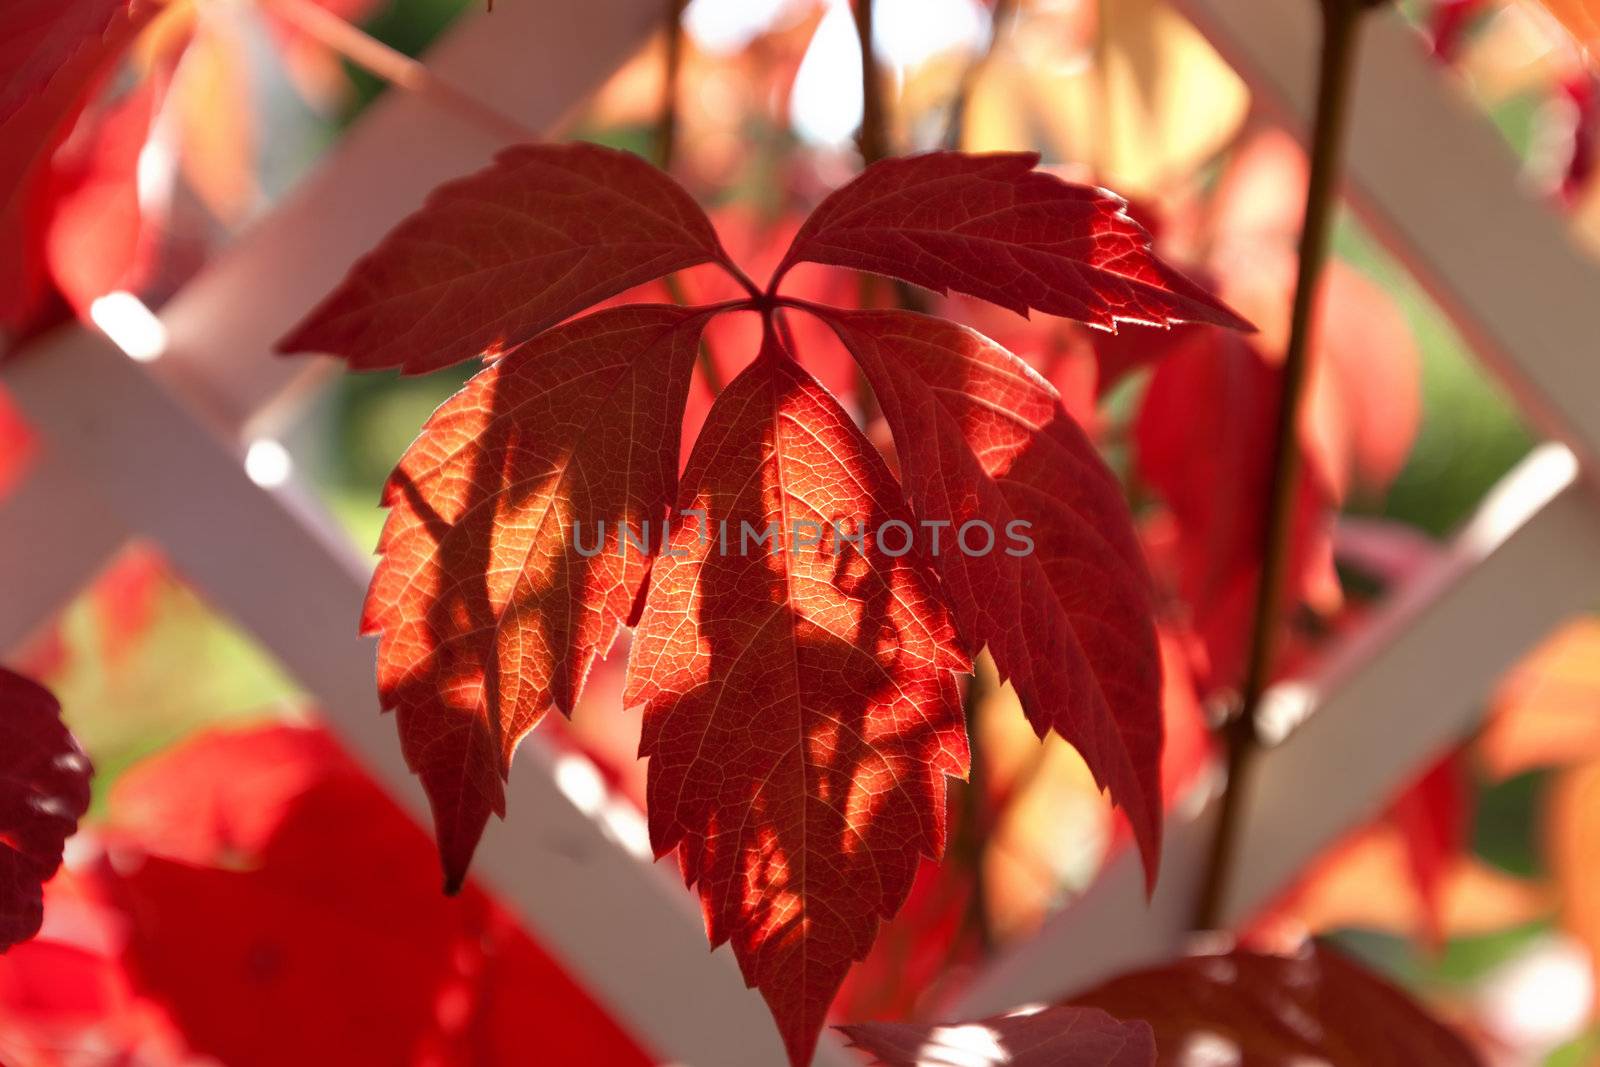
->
625, 343, 970, 1067
820, 308, 1163, 884
364, 305, 711, 890
277, 143, 733, 374
773, 151, 1253, 334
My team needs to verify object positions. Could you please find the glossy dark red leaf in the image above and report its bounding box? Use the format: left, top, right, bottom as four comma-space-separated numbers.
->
840, 1005, 1156, 1067
1070, 943, 1481, 1066
820, 307, 1163, 883
0, 669, 91, 953
277, 143, 734, 374
773, 151, 1251, 333
625, 344, 970, 1067
363, 304, 712, 889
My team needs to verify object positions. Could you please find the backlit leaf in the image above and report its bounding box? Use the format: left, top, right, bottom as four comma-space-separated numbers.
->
626, 345, 970, 1067
278, 143, 734, 374
774, 151, 1252, 333
364, 305, 711, 889
821, 307, 1164, 882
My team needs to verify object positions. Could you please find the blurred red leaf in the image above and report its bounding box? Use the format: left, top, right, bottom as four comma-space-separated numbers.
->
0, 669, 91, 953
626, 348, 970, 1067
278, 143, 734, 374
363, 305, 710, 889
1070, 943, 1481, 1065
0, 0, 156, 332
90, 544, 165, 665
1386, 751, 1474, 948
105, 722, 653, 1067
823, 308, 1164, 883
1135, 330, 1340, 694
840, 1005, 1156, 1066
43, 77, 160, 316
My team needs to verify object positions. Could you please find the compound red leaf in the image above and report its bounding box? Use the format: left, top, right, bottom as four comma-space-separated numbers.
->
821, 308, 1163, 884
1069, 943, 1481, 1066
625, 345, 970, 1067
277, 142, 732, 374
0, 669, 91, 953
365, 305, 711, 890
840, 1005, 1156, 1067
774, 151, 1250, 334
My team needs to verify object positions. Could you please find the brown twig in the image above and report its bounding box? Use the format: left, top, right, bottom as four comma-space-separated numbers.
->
953, 667, 997, 955
654, 0, 691, 171
1191, 0, 1378, 931
854, 0, 889, 165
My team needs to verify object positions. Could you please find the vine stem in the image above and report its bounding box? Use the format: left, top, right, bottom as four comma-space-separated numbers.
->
854, 0, 889, 166
1191, 0, 1376, 931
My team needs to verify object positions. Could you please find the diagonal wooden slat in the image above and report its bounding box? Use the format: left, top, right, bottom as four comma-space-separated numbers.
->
0, 449, 126, 654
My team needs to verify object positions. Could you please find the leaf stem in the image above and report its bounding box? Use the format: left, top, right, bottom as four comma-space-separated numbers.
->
1191, 0, 1376, 932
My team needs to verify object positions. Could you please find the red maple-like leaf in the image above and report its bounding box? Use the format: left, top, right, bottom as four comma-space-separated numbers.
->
277, 143, 740, 375
281, 142, 1249, 1064
0, 669, 91, 953
819, 308, 1163, 881
840, 1005, 1156, 1066
625, 345, 970, 1067
1069, 943, 1480, 1065
364, 304, 712, 889
772, 151, 1252, 333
